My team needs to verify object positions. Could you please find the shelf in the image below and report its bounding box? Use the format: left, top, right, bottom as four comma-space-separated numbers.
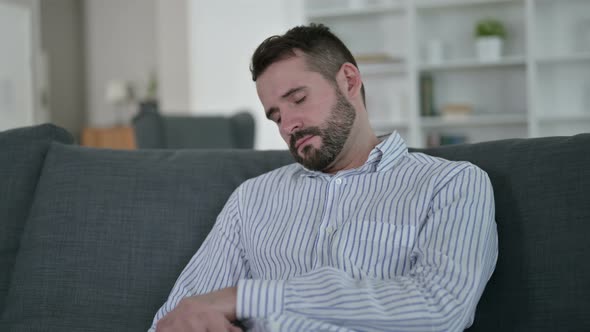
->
535, 53, 590, 65
355, 53, 404, 63
420, 56, 526, 71
420, 114, 527, 128
538, 114, 590, 123
307, 4, 404, 19
359, 62, 406, 76
304, 0, 588, 147
371, 120, 409, 131
415, 0, 519, 10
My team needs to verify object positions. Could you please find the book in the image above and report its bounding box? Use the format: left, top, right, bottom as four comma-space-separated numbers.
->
419, 73, 436, 117
427, 132, 468, 147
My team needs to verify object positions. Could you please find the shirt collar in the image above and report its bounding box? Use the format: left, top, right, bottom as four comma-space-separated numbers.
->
297, 131, 408, 178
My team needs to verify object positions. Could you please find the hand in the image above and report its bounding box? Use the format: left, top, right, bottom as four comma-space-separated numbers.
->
156, 287, 240, 332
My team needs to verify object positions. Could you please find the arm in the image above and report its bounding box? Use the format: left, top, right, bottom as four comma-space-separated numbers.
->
148, 188, 249, 331
237, 165, 498, 332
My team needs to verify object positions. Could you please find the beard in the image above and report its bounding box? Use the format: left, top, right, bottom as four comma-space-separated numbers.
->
289, 89, 356, 171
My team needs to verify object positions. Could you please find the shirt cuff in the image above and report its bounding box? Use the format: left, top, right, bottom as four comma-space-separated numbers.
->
236, 279, 285, 319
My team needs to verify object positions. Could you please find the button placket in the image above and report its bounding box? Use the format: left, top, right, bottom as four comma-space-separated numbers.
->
315, 177, 345, 267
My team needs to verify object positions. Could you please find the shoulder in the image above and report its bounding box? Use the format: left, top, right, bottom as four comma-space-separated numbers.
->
236, 162, 303, 193
404, 151, 490, 188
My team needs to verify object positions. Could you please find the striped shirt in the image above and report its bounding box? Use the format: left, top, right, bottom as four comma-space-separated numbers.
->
149, 132, 498, 332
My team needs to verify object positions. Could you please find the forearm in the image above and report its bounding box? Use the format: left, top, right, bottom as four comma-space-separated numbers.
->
149, 190, 249, 330
237, 263, 488, 332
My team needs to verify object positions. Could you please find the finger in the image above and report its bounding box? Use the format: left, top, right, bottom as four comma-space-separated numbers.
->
202, 313, 232, 332
223, 321, 242, 332
228, 325, 243, 332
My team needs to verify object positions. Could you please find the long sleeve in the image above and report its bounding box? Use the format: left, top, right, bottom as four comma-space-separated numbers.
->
148, 188, 249, 331
236, 165, 498, 332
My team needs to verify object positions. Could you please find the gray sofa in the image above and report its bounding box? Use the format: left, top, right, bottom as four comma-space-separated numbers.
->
0, 124, 588, 331
132, 105, 255, 149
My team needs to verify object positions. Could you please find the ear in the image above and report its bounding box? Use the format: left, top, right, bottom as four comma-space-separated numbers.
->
337, 62, 362, 100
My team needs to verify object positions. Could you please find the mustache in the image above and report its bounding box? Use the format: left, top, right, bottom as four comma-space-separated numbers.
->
289, 127, 322, 150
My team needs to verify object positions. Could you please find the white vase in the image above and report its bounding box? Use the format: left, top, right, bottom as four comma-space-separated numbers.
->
426, 40, 444, 65
476, 37, 503, 62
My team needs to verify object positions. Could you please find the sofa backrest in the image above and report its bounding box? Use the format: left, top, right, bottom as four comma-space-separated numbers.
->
415, 133, 590, 331
132, 105, 256, 149
1, 129, 589, 332
0, 124, 73, 315
1, 143, 293, 331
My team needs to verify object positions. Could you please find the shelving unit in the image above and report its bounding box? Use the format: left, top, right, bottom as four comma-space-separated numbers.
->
529, 0, 590, 138
419, 56, 525, 71
304, 0, 590, 147
307, 3, 405, 19
535, 53, 590, 65
421, 113, 527, 128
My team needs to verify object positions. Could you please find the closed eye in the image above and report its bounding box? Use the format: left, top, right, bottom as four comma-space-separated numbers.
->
295, 96, 306, 104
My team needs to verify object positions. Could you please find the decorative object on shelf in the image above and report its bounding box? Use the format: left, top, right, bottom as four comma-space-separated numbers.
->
81, 126, 136, 150
105, 80, 135, 125
426, 39, 444, 65
355, 53, 401, 64
475, 18, 506, 62
427, 132, 467, 148
419, 73, 436, 117
441, 103, 473, 118
138, 71, 160, 117
144, 71, 158, 102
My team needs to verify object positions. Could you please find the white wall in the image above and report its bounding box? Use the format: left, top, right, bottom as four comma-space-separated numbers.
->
156, 0, 191, 113
40, 0, 85, 137
0, 0, 44, 131
84, 0, 304, 149
84, 0, 157, 126
0, 1, 34, 131
189, 0, 304, 150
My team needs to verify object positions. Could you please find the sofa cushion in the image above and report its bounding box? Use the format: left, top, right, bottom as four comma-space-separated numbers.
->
414, 133, 590, 332
1, 143, 292, 331
0, 124, 73, 315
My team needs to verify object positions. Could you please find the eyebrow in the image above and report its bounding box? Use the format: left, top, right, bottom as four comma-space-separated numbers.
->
281, 86, 306, 99
265, 86, 307, 120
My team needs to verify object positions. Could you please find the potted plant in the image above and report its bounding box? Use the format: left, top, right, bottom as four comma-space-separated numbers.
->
138, 71, 159, 116
475, 18, 506, 62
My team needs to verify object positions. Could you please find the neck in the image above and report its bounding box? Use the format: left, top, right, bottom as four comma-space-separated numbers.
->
323, 125, 380, 174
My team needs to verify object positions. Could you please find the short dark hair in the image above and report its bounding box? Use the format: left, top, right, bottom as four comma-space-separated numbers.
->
250, 23, 366, 106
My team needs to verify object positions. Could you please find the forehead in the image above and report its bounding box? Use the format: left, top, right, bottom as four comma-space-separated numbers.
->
256, 54, 322, 100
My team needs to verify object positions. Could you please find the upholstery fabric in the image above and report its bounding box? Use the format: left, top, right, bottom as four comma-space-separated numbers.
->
1, 143, 292, 331
2, 130, 589, 332
0, 124, 73, 314
230, 112, 256, 149
162, 116, 235, 148
414, 133, 590, 332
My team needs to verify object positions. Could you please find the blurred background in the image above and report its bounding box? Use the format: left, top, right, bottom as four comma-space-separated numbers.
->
1, 0, 589, 150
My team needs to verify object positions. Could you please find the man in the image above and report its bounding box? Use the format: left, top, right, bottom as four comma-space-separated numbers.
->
150, 24, 497, 332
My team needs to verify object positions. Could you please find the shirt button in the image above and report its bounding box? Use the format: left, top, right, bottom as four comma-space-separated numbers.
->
335, 178, 342, 185
325, 226, 335, 234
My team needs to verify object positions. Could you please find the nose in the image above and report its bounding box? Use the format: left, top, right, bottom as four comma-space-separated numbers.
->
280, 111, 303, 137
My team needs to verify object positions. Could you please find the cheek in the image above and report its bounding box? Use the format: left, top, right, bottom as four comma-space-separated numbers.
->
279, 129, 290, 144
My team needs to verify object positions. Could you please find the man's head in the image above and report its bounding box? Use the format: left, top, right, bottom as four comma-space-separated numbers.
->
250, 24, 365, 106
251, 24, 372, 172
